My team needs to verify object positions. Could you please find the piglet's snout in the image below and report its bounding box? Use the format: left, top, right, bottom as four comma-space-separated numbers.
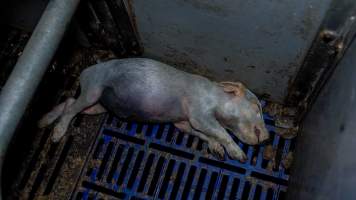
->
254, 126, 261, 137
254, 126, 261, 143
254, 126, 269, 144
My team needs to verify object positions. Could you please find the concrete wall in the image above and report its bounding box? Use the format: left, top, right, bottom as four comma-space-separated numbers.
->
128, 0, 332, 102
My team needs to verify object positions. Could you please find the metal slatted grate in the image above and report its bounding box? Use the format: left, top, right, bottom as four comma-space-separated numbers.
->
73, 109, 292, 200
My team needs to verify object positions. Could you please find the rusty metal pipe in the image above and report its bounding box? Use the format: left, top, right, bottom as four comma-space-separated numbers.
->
0, 0, 81, 199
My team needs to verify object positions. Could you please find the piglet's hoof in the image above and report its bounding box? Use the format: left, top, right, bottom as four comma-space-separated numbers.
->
38, 118, 49, 129
208, 142, 225, 160
226, 143, 247, 161
239, 155, 248, 163
52, 125, 66, 143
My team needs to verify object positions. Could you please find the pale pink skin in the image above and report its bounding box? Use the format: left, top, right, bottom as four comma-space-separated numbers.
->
38, 58, 269, 161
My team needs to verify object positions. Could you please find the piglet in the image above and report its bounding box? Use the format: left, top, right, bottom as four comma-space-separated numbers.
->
38, 58, 269, 161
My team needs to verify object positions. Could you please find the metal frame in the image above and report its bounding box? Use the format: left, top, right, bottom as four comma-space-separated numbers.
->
0, 0, 81, 199
286, 0, 356, 122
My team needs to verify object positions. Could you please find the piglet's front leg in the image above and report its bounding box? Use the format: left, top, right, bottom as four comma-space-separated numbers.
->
188, 114, 247, 162
174, 121, 225, 160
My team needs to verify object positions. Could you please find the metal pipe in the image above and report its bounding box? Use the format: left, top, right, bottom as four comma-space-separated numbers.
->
0, 0, 81, 199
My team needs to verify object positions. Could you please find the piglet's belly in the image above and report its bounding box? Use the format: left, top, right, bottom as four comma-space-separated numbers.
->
99, 88, 186, 122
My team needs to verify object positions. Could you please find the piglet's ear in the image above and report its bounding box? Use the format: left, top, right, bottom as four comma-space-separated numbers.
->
219, 81, 246, 97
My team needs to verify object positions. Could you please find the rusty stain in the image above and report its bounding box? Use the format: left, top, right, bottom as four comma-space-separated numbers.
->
319, 29, 338, 43
287, 27, 342, 107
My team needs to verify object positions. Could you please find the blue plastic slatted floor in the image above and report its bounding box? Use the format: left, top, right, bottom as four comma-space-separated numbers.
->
73, 109, 292, 200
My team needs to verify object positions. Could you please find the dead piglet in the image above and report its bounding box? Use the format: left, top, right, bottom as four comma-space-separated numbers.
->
216, 82, 269, 145
38, 58, 269, 161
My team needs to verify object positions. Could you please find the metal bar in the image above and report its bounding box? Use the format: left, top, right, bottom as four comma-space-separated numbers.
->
286, 0, 356, 111
0, 0, 81, 199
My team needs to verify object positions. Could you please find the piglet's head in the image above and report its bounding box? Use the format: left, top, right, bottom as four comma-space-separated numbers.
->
218, 82, 269, 145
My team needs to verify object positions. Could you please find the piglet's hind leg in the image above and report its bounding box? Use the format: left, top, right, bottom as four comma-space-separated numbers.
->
52, 86, 103, 142
38, 98, 75, 128
82, 103, 107, 115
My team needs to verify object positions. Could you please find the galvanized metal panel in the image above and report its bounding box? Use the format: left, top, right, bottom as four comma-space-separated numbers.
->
128, 0, 332, 102
288, 32, 356, 200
